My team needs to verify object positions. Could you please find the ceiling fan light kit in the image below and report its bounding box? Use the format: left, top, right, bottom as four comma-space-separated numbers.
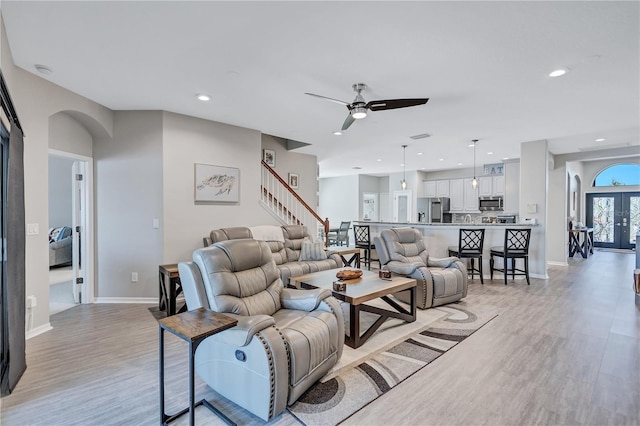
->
305, 82, 429, 131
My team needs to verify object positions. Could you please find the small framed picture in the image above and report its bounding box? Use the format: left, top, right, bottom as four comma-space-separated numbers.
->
288, 173, 299, 189
263, 149, 276, 167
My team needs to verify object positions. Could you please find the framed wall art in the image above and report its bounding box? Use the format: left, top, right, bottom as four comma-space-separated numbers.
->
263, 149, 275, 167
194, 163, 240, 203
288, 173, 299, 189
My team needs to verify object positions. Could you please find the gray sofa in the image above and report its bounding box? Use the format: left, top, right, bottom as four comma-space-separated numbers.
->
49, 226, 72, 267
204, 225, 343, 284
375, 227, 468, 309
178, 239, 344, 421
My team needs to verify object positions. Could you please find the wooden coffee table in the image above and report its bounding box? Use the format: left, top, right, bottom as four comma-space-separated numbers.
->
289, 269, 416, 348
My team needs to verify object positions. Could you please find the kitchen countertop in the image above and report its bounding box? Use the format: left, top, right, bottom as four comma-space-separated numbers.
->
355, 221, 538, 227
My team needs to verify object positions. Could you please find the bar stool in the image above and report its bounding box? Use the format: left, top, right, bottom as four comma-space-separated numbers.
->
448, 228, 485, 284
490, 228, 531, 285
353, 224, 375, 270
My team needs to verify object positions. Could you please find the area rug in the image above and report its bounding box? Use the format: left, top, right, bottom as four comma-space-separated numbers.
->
288, 301, 499, 425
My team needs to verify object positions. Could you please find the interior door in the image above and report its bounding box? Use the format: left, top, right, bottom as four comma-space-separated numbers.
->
71, 161, 85, 303
393, 190, 412, 223
586, 192, 639, 250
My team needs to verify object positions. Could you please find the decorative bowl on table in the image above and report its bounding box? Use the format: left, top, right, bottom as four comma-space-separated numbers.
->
336, 269, 363, 280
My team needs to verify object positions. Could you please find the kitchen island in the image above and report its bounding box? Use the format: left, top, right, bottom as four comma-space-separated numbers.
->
355, 221, 543, 279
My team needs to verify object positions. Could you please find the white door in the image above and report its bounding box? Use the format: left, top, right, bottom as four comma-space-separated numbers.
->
393, 190, 412, 222
71, 162, 83, 303
70, 160, 94, 304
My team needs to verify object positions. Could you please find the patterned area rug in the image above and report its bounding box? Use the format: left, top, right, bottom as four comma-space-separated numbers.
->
288, 301, 499, 425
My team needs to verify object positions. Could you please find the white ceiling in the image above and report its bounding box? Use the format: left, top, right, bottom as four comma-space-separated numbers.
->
2, 1, 639, 177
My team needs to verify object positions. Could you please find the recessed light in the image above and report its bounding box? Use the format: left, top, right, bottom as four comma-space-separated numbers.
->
549, 68, 568, 77
595, 138, 606, 142
333, 131, 343, 136
502, 157, 509, 160
417, 152, 423, 156
35, 64, 52, 75
353, 166, 362, 170
487, 152, 493, 155
439, 158, 445, 161
457, 162, 463, 166
468, 144, 475, 148
400, 163, 405, 167
376, 159, 382, 162
420, 167, 426, 170
196, 94, 210, 101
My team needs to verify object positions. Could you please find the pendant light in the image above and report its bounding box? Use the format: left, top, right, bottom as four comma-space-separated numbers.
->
471, 139, 478, 189
401, 144, 408, 190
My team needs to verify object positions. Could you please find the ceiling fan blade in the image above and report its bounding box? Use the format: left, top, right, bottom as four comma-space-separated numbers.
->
366, 98, 429, 111
342, 114, 356, 130
305, 92, 350, 106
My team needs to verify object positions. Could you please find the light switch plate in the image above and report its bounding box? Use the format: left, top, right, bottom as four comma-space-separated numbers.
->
526, 203, 537, 214
27, 223, 39, 235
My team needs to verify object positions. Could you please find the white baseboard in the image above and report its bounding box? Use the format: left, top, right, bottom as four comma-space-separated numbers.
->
94, 297, 157, 304
26, 322, 53, 340
548, 261, 568, 267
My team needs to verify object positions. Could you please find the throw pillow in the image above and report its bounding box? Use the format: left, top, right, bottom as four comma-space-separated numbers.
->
299, 239, 327, 261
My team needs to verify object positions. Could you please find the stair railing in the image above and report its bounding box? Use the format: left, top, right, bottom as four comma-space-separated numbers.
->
261, 160, 330, 245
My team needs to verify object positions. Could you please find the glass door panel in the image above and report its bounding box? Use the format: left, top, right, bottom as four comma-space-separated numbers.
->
587, 192, 639, 250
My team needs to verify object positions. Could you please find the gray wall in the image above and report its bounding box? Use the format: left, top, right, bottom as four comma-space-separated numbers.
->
261, 134, 318, 211
162, 112, 276, 263
47, 156, 74, 229
319, 175, 359, 230
520, 140, 548, 278
94, 111, 163, 299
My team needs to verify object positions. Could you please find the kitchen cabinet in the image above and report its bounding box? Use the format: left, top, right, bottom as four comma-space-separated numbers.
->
493, 175, 505, 196
423, 181, 437, 198
449, 179, 464, 211
464, 178, 479, 211
478, 177, 492, 196
436, 180, 450, 197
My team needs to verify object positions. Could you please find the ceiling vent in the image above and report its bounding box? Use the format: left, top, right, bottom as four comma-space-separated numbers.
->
410, 133, 431, 140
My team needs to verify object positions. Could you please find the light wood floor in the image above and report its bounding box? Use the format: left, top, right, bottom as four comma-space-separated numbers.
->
1, 250, 638, 425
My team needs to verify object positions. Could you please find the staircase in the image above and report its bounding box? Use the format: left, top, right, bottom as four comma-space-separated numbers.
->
260, 160, 329, 242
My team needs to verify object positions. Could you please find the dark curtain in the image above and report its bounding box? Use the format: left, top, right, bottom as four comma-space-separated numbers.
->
1, 124, 25, 395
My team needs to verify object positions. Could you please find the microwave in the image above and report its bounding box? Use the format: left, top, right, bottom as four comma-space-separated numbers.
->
479, 196, 503, 211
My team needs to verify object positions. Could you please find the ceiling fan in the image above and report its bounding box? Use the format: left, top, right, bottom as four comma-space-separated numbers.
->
305, 83, 429, 131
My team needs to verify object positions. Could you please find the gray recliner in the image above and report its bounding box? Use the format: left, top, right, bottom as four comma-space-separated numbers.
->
374, 227, 468, 309
178, 239, 344, 421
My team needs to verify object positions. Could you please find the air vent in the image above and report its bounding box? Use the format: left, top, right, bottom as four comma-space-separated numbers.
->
410, 133, 431, 140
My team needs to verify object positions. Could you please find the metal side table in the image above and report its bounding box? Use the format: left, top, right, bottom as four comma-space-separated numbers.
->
158, 308, 238, 426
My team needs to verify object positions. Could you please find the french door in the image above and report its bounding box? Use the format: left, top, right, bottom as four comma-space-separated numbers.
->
586, 192, 639, 250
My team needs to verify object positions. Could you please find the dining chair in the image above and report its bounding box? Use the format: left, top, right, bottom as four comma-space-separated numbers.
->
489, 228, 531, 285
329, 221, 350, 246
448, 228, 485, 284
353, 224, 375, 270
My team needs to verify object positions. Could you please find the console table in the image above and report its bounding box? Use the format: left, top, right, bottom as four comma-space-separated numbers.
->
158, 308, 238, 426
569, 228, 594, 258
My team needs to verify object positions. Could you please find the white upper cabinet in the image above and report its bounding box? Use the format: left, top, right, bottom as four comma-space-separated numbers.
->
436, 180, 450, 197
478, 176, 492, 196
464, 178, 479, 211
493, 175, 505, 196
423, 181, 437, 198
449, 179, 464, 211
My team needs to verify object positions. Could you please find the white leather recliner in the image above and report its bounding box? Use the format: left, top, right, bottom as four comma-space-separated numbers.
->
178, 239, 344, 421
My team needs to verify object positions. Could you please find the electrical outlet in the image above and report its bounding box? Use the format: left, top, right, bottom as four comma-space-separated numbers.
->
131, 272, 138, 282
